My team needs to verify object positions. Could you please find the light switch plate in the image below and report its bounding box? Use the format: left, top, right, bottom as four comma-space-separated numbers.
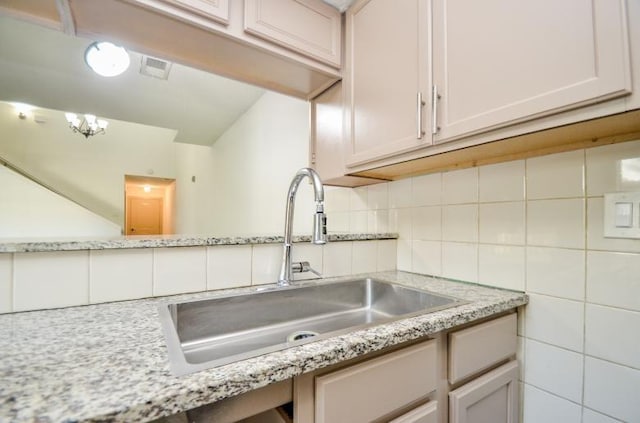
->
604, 192, 640, 239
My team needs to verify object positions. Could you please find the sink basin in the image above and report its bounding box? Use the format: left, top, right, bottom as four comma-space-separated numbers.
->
158, 278, 464, 375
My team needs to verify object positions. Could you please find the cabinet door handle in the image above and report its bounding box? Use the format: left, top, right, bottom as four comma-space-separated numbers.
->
432, 85, 441, 135
417, 92, 426, 139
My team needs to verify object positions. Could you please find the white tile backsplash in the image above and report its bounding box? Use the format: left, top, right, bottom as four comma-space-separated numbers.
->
207, 245, 252, 289
584, 357, 640, 422
349, 211, 368, 233
352, 240, 377, 274
527, 199, 585, 249
524, 339, 584, 403
349, 186, 368, 211
367, 210, 389, 233
412, 172, 441, 206
322, 241, 352, 277
324, 186, 350, 212
585, 304, 640, 369
153, 247, 206, 296
411, 206, 442, 241
388, 178, 412, 209
442, 204, 478, 243
479, 160, 525, 202
14, 251, 89, 312
522, 384, 582, 423
327, 211, 350, 233
90, 249, 152, 303
525, 293, 584, 352
479, 202, 525, 245
377, 240, 397, 271
526, 247, 585, 301
442, 242, 478, 282
442, 167, 478, 204
527, 150, 585, 199
412, 240, 441, 277
586, 139, 640, 196
478, 245, 525, 291
0, 254, 11, 313
367, 183, 388, 210
251, 244, 281, 285
587, 250, 640, 310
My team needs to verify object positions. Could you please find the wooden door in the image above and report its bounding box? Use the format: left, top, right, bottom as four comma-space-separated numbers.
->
344, 0, 431, 167
127, 197, 163, 235
432, 0, 631, 143
449, 361, 519, 423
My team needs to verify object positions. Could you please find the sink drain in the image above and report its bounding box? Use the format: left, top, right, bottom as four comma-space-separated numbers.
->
286, 330, 319, 343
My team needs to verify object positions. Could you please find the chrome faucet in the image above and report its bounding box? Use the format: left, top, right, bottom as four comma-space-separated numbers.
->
278, 168, 327, 286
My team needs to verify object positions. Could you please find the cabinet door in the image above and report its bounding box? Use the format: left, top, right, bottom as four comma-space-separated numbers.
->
449, 361, 519, 423
244, 0, 342, 67
132, 0, 229, 25
311, 81, 384, 186
344, 0, 431, 167
432, 0, 632, 143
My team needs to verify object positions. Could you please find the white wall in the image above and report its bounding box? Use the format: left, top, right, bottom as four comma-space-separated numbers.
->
0, 166, 121, 238
204, 91, 314, 236
0, 91, 313, 238
0, 102, 178, 227
325, 139, 640, 423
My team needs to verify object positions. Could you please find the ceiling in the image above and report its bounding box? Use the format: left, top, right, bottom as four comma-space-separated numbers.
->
322, 0, 354, 12
0, 15, 265, 146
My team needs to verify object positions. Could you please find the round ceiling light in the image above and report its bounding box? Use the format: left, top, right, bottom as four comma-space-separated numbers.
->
84, 41, 130, 77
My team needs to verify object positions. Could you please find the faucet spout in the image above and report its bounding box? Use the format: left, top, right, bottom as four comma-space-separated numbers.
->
278, 168, 327, 286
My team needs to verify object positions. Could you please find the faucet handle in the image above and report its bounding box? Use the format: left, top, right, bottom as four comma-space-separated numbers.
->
292, 261, 322, 278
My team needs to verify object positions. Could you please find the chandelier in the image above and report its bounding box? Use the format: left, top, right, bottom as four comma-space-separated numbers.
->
65, 113, 108, 138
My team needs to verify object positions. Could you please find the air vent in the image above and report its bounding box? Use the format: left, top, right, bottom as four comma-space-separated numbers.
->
140, 55, 172, 80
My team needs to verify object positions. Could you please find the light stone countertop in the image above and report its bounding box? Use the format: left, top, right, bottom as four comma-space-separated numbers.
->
0, 271, 528, 422
0, 233, 397, 253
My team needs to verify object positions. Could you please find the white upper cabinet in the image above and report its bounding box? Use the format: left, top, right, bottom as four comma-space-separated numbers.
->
130, 0, 230, 26
344, 0, 431, 167
432, 0, 632, 143
244, 0, 342, 67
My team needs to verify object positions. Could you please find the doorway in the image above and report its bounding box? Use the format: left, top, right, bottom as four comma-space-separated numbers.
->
124, 175, 176, 236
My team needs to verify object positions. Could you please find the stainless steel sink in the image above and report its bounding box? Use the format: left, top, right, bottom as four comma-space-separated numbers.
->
158, 278, 463, 375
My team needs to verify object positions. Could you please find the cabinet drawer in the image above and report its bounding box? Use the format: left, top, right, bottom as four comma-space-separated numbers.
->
448, 314, 516, 384
315, 340, 437, 423
389, 401, 438, 423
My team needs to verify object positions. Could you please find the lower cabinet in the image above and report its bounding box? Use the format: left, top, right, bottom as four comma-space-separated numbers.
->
449, 361, 519, 423
297, 339, 438, 423
294, 312, 519, 423
177, 312, 519, 423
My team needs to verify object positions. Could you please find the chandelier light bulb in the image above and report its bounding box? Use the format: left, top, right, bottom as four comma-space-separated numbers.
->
65, 112, 109, 139
85, 41, 130, 77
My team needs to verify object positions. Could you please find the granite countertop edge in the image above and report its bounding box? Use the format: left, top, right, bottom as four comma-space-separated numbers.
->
0, 233, 398, 253
0, 271, 528, 422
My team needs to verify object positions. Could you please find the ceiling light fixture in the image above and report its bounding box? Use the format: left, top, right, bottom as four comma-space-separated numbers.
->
11, 102, 34, 119
84, 41, 130, 77
65, 113, 108, 138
